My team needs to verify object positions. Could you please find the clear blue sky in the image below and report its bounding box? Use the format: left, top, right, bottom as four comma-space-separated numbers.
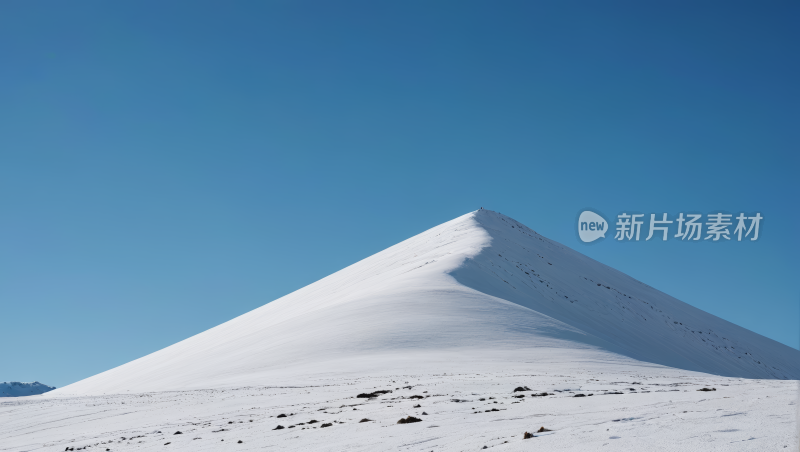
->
1, 1, 797, 388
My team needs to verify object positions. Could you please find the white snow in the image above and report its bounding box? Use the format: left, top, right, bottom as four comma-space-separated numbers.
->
2, 209, 797, 451
0, 381, 55, 397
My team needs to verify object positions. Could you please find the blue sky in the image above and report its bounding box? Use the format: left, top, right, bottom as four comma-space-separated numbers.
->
1, 1, 797, 388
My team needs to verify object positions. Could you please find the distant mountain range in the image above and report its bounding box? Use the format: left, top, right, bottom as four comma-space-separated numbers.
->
0, 381, 55, 397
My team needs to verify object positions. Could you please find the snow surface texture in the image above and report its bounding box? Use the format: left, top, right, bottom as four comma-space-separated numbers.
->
2, 210, 798, 451
0, 381, 54, 397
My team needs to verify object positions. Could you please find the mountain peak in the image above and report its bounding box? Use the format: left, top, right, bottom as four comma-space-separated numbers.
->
53, 211, 800, 395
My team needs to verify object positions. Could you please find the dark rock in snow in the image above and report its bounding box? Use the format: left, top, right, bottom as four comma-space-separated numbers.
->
513, 386, 531, 392
524, 432, 535, 439
357, 390, 392, 398
697, 388, 716, 392
397, 416, 422, 424
277, 413, 287, 418
273, 425, 284, 430
359, 418, 372, 422
537, 427, 552, 432
320, 423, 332, 428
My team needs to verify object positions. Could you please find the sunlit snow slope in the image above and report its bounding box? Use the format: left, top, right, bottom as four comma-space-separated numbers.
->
54, 210, 800, 395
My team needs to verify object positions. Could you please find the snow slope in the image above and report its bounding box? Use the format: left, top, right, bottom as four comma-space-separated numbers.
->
0, 381, 55, 397
52, 210, 800, 396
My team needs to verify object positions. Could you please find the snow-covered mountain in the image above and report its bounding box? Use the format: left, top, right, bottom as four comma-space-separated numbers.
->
0, 381, 55, 397
53, 210, 800, 396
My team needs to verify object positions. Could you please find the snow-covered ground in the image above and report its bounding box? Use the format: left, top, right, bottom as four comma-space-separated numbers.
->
0, 382, 54, 397
2, 210, 798, 451
2, 357, 797, 451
